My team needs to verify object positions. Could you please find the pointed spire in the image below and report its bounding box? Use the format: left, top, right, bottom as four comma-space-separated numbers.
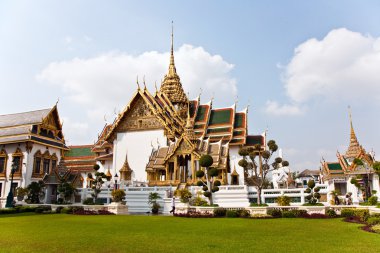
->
169, 21, 176, 76
345, 106, 364, 159
159, 22, 188, 107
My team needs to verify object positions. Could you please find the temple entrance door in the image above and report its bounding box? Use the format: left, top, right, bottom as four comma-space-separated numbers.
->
168, 162, 174, 180
231, 175, 239, 185
178, 155, 191, 183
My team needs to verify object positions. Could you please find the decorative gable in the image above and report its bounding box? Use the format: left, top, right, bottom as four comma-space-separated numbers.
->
113, 95, 163, 133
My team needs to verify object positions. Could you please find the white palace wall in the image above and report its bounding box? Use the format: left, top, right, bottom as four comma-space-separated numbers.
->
113, 129, 166, 182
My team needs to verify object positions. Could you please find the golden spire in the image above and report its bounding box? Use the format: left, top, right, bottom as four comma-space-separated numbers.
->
159, 22, 188, 107
169, 21, 176, 76
345, 106, 363, 159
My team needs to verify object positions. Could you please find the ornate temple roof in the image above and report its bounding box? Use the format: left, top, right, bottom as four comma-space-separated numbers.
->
321, 109, 374, 178
345, 110, 364, 159
159, 25, 188, 105
0, 106, 67, 149
63, 145, 96, 172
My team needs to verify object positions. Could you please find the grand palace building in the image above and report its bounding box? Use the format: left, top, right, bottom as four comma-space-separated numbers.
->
0, 31, 265, 206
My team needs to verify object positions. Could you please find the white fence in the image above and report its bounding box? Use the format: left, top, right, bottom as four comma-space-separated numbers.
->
75, 184, 329, 213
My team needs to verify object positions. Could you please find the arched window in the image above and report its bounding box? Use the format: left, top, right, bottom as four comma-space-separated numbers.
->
12, 148, 23, 175
51, 153, 58, 172
33, 150, 42, 175
42, 151, 51, 175
0, 149, 7, 176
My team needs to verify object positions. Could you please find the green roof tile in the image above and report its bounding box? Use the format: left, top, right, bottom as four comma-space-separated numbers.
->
65, 146, 95, 157
327, 163, 342, 170
209, 109, 232, 125
195, 106, 207, 122
234, 113, 244, 128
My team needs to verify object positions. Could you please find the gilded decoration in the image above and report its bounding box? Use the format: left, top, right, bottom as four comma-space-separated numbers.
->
117, 97, 163, 132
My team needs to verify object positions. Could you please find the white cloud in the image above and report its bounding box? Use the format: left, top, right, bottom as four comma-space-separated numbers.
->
37, 44, 237, 142
283, 28, 380, 104
60, 117, 89, 145
265, 100, 305, 116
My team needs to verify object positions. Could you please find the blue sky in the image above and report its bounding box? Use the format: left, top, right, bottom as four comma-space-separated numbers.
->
1, 1, 380, 170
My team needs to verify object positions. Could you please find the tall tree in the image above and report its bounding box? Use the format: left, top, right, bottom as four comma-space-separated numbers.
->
238, 140, 289, 205
196, 155, 220, 205
90, 164, 108, 203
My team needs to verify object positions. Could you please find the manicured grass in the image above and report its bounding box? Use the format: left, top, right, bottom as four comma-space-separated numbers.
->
0, 214, 380, 253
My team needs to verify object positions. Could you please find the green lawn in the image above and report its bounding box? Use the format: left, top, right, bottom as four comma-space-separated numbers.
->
0, 214, 379, 253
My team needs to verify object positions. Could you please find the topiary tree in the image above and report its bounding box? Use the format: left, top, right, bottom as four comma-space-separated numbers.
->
305, 179, 321, 205
196, 154, 220, 205
238, 140, 288, 205
90, 164, 108, 203
57, 182, 77, 204
27, 180, 45, 204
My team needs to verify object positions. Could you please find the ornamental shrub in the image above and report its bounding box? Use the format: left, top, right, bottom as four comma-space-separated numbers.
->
355, 209, 370, 222
341, 208, 356, 217
209, 168, 218, 177
267, 208, 282, 218
282, 210, 296, 218
111, 189, 126, 202
226, 210, 238, 218
326, 208, 337, 218
177, 189, 192, 203
199, 155, 213, 168
196, 171, 205, 178
368, 196, 378, 206
236, 209, 250, 218
367, 217, 380, 225
276, 195, 291, 206
83, 197, 95, 205
213, 208, 227, 217
189, 196, 208, 206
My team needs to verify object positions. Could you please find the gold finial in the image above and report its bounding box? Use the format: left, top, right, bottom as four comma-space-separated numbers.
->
235, 95, 238, 104
143, 75, 147, 90
136, 76, 140, 90
154, 81, 158, 93
55, 97, 60, 106
168, 21, 176, 76
348, 105, 356, 140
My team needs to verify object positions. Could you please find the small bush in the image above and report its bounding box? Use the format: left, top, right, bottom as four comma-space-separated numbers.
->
367, 217, 380, 225
326, 208, 337, 218
55, 206, 64, 213
35, 206, 51, 214
341, 208, 369, 222
236, 209, 250, 218
308, 213, 328, 219
111, 189, 126, 202
83, 198, 94, 205
189, 196, 208, 206
282, 210, 296, 218
341, 208, 356, 218
226, 210, 238, 218
372, 224, 380, 233
213, 208, 227, 217
276, 195, 291, 206
61, 208, 71, 214
267, 208, 282, 218
0, 208, 17, 214
355, 209, 370, 222
368, 196, 378, 206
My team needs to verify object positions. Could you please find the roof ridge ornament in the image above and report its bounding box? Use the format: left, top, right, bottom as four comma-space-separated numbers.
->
136, 76, 140, 90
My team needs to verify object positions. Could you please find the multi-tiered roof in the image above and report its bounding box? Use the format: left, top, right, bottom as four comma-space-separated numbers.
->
322, 110, 374, 179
